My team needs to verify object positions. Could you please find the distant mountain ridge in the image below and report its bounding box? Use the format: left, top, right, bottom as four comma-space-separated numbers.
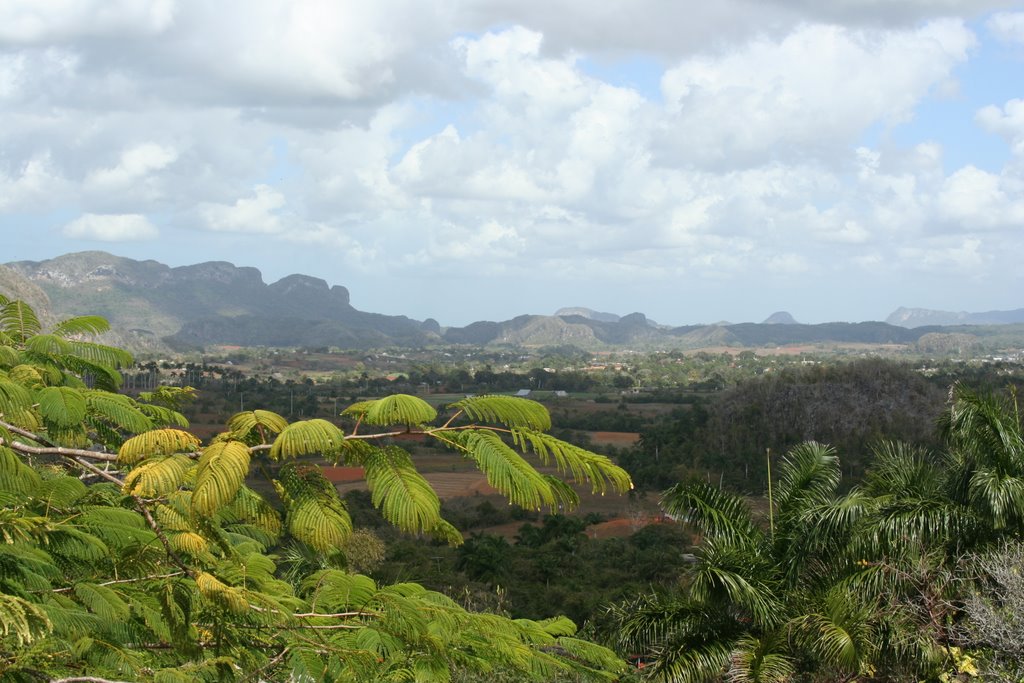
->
2, 252, 1021, 351
886, 306, 1024, 328
5, 252, 432, 350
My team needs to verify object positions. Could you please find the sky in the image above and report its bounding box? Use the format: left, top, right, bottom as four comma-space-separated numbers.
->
1, 1, 1023, 327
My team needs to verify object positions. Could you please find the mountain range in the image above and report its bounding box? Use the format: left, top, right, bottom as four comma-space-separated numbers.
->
2, 252, 1021, 353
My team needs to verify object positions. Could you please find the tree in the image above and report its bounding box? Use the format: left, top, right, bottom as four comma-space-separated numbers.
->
0, 297, 630, 682
607, 384, 1024, 682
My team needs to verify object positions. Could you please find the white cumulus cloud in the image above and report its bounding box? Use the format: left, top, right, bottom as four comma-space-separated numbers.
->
199, 185, 286, 234
62, 213, 159, 241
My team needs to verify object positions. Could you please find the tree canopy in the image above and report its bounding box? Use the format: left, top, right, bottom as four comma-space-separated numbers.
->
0, 296, 631, 682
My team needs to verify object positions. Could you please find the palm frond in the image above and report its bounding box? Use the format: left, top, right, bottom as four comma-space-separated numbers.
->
691, 537, 783, 628
662, 482, 759, 544
774, 441, 840, 515
726, 633, 794, 683
449, 395, 552, 431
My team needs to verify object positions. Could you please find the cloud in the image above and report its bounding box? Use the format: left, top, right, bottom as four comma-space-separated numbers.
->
1, 2, 1022, 324
85, 142, 178, 191
938, 165, 1024, 228
976, 99, 1024, 156
199, 185, 286, 234
62, 213, 158, 241
0, 0, 175, 43
657, 19, 975, 167
987, 11, 1024, 43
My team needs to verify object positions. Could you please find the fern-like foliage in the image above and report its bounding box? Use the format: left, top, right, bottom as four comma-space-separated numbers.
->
363, 445, 443, 535
278, 462, 352, 553
84, 390, 154, 435
344, 393, 437, 426
446, 430, 556, 510
118, 428, 202, 465
512, 428, 632, 495
450, 394, 552, 430
123, 455, 195, 498
0, 593, 51, 646
37, 386, 88, 429
0, 300, 41, 343
270, 418, 345, 460
52, 315, 111, 338
228, 409, 289, 442
192, 441, 251, 517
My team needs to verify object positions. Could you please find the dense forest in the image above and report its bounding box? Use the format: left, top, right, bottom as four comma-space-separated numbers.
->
2, 295, 1024, 682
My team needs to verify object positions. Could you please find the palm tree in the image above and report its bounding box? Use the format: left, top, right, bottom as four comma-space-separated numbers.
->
611, 442, 883, 682
611, 384, 1024, 682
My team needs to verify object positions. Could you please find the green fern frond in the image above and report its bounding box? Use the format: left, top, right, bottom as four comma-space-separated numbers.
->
52, 315, 111, 338
430, 518, 464, 546
1, 300, 42, 343
0, 447, 42, 496
37, 386, 87, 428
168, 530, 213, 557
278, 462, 353, 553
48, 527, 109, 563
118, 428, 201, 465
8, 362, 46, 388
450, 395, 552, 431
511, 429, 633, 495
76, 506, 157, 549
84, 390, 154, 434
74, 582, 131, 621
0, 345, 19, 367
0, 377, 33, 413
34, 475, 88, 510
300, 569, 377, 609
191, 441, 251, 517
24, 333, 71, 357
221, 485, 282, 547
196, 571, 249, 614
447, 430, 554, 510
270, 418, 345, 460
123, 454, 194, 498
64, 339, 133, 368
288, 498, 353, 554
0, 593, 51, 646
228, 409, 289, 441
345, 394, 437, 427
543, 475, 582, 511
137, 402, 190, 428
364, 445, 442, 534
